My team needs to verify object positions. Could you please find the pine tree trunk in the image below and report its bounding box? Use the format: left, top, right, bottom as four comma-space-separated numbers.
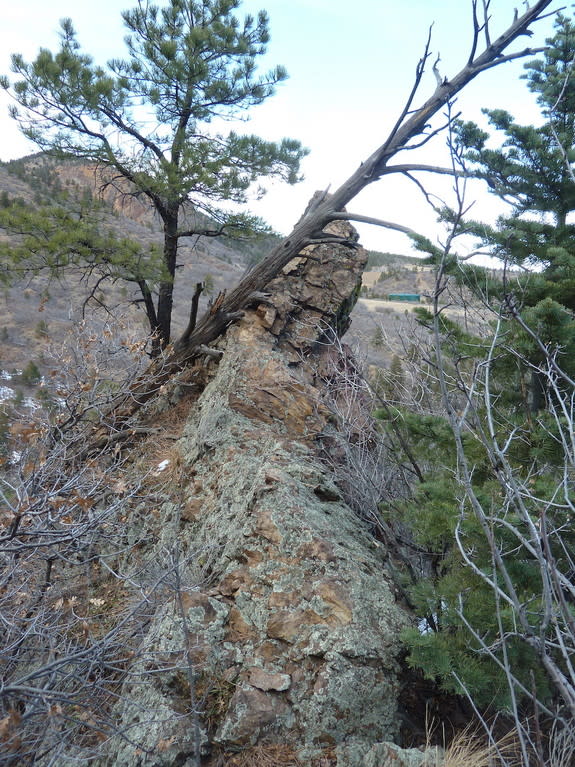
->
155, 211, 179, 355
530, 368, 547, 412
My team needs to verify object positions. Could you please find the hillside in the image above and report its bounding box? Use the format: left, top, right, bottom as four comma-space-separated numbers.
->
0, 158, 551, 767
0, 154, 492, 413
0, 156, 277, 392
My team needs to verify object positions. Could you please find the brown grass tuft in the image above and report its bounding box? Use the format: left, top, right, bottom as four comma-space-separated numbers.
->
225, 743, 303, 767
440, 725, 521, 767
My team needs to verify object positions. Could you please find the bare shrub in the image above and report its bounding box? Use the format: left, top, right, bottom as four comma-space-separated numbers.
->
0, 316, 207, 765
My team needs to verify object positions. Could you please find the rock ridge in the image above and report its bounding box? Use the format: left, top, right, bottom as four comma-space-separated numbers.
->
93, 219, 423, 766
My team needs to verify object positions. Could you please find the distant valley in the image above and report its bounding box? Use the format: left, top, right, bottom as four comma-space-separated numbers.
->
0, 154, 479, 412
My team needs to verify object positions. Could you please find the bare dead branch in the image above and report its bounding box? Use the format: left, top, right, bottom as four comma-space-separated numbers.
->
169, 0, 555, 364
330, 211, 422, 238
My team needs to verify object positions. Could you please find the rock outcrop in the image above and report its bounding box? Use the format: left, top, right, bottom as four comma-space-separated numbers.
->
93, 220, 424, 766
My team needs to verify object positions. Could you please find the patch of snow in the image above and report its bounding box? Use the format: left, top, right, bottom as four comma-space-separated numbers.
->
417, 618, 433, 636
0, 385, 15, 402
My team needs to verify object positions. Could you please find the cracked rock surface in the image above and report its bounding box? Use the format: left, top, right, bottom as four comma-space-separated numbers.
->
94, 220, 417, 766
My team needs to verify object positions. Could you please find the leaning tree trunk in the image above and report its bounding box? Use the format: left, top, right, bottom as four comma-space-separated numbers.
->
169, 1, 554, 365
74, 0, 554, 461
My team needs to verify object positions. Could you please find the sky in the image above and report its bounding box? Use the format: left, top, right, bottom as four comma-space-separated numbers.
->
0, 0, 565, 256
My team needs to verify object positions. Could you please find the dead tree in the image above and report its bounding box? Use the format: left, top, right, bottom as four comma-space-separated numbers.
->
170, 1, 558, 363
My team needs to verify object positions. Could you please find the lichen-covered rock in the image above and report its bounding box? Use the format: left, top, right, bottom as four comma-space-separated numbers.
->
336, 740, 443, 767
94, 218, 411, 766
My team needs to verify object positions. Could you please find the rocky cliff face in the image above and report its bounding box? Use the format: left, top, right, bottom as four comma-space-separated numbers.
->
89, 221, 431, 766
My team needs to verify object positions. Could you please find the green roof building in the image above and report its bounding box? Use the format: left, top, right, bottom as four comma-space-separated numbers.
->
387, 293, 420, 302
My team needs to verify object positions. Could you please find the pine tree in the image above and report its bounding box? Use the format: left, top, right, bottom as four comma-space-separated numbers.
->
376, 310, 575, 715
381, 18, 575, 704
435, 14, 575, 409
1, 0, 307, 353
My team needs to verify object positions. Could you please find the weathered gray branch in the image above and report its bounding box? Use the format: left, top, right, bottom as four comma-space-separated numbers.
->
330, 212, 421, 238
382, 163, 469, 177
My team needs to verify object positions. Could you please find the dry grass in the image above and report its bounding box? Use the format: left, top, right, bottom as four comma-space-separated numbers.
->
222, 733, 522, 767
141, 437, 185, 483
225, 743, 303, 767
149, 387, 200, 433
439, 726, 521, 767
547, 720, 575, 767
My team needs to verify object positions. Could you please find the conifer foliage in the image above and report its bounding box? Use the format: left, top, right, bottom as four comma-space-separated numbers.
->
1, 0, 307, 352
377, 287, 575, 761
452, 14, 575, 407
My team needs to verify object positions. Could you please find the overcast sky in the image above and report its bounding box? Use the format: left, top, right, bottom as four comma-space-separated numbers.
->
0, 0, 563, 255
